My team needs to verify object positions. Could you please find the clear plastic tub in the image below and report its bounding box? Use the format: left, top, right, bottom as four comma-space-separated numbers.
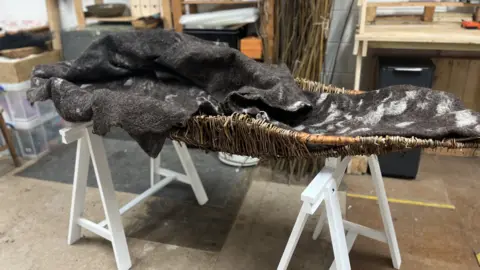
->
43, 115, 66, 146
15, 124, 49, 158
13, 115, 67, 158
0, 81, 57, 128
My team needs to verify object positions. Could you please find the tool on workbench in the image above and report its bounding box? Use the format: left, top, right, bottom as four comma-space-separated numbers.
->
461, 20, 480, 29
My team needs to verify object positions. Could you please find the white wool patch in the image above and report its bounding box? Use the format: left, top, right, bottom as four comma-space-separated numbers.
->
337, 127, 351, 134
356, 104, 384, 126
381, 92, 392, 103
405, 91, 417, 100
80, 84, 92, 89
455, 110, 477, 127
293, 125, 305, 131
358, 99, 363, 107
316, 93, 329, 105
327, 124, 335, 131
310, 108, 342, 127
384, 100, 407, 116
327, 103, 338, 113
436, 99, 453, 115
395, 121, 414, 128
287, 101, 305, 110
54, 78, 62, 88
165, 94, 178, 102
351, 127, 371, 134
475, 125, 480, 132
344, 114, 352, 120
417, 101, 428, 110
124, 78, 133, 86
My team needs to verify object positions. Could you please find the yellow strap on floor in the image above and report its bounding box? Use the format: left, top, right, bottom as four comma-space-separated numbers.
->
347, 193, 456, 210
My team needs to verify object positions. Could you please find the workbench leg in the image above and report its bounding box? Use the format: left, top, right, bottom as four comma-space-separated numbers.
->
353, 48, 363, 90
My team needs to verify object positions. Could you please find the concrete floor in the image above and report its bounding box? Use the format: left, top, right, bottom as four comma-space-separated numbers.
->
0, 153, 478, 269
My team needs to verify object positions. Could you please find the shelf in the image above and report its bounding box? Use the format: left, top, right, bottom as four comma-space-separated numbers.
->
356, 23, 480, 47
86, 16, 138, 22
367, 1, 480, 7
181, 0, 258, 4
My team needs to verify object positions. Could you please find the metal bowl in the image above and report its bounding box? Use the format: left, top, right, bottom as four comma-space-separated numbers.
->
86, 3, 126, 18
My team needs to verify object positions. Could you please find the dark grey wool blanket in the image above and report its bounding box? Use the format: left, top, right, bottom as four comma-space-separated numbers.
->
27, 29, 480, 157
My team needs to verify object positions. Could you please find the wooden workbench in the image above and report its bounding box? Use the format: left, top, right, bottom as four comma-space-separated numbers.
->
353, 1, 480, 90
350, 1, 480, 173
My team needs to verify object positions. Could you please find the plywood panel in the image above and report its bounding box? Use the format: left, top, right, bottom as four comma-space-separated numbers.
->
447, 59, 469, 99
432, 58, 452, 91
463, 60, 480, 111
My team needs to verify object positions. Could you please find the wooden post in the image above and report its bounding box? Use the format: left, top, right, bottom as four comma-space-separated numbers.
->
162, 0, 174, 29
172, 0, 183, 32
74, 0, 86, 29
422, 6, 435, 22
45, 0, 62, 50
265, 0, 275, 63
366, 6, 377, 23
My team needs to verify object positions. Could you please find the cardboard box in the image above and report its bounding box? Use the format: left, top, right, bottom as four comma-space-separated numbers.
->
241, 37, 262, 60
0, 50, 62, 83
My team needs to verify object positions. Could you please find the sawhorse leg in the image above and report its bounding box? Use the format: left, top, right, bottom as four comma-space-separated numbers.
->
150, 141, 208, 205
63, 123, 209, 270
312, 155, 401, 269
278, 166, 351, 270
67, 128, 131, 270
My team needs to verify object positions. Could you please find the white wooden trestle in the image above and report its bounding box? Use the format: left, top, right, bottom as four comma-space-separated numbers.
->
278, 155, 402, 270
60, 122, 208, 270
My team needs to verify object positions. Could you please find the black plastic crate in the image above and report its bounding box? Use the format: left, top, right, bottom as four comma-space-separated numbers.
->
183, 26, 247, 50
373, 57, 436, 180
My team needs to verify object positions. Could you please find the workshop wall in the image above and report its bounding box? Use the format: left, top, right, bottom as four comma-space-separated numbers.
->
0, 0, 129, 31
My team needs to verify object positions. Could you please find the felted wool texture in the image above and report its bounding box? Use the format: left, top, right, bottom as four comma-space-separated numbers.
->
27, 29, 480, 157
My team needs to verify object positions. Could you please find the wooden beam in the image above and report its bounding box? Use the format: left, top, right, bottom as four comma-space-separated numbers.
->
262, 0, 274, 63
162, 0, 174, 29
368, 2, 480, 7
422, 6, 435, 22
45, 0, 62, 50
74, 0, 86, 29
366, 6, 377, 23
172, 0, 183, 32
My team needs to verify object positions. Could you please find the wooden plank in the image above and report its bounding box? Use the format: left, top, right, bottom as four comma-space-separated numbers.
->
475, 7, 480, 22
422, 6, 435, 22
424, 148, 480, 157
141, 0, 151, 16
462, 60, 480, 110
432, 58, 452, 91
265, 0, 275, 63
162, 0, 173, 29
366, 6, 377, 23
94, 0, 104, 4
368, 41, 480, 52
368, 2, 480, 7
87, 16, 138, 22
347, 156, 368, 175
358, 0, 368, 33
182, 0, 258, 4
130, 0, 142, 17
447, 59, 469, 100
434, 12, 472, 23
357, 24, 480, 45
45, 0, 62, 50
74, 0, 86, 29
172, 0, 183, 32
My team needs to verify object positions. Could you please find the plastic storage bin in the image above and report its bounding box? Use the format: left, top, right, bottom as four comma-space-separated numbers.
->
0, 81, 57, 129
183, 25, 247, 49
15, 124, 49, 158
